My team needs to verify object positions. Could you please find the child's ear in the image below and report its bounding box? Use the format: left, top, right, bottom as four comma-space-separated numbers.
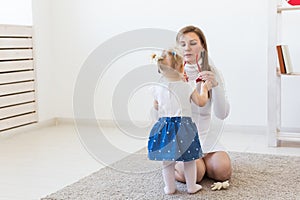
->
179, 64, 184, 73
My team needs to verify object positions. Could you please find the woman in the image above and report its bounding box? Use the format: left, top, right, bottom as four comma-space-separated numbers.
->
175, 25, 232, 182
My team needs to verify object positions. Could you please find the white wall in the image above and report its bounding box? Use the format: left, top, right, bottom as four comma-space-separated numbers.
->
32, 0, 57, 121
0, 0, 32, 25
31, 0, 300, 128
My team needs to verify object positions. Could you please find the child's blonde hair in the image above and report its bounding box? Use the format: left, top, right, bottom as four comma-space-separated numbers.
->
152, 47, 184, 76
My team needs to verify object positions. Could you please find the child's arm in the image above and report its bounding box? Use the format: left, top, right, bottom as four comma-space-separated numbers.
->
153, 100, 158, 110
191, 82, 209, 107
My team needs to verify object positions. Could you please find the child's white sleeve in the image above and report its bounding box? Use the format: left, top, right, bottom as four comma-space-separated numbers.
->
148, 85, 157, 100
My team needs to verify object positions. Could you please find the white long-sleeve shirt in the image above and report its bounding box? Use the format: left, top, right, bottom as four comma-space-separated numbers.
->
185, 60, 230, 153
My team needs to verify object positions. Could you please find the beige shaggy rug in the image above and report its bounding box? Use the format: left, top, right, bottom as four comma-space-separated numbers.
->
42, 149, 300, 200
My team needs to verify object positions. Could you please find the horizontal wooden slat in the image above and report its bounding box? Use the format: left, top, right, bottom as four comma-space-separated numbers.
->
0, 60, 33, 72
0, 49, 32, 60
0, 25, 32, 37
0, 92, 35, 108
0, 38, 32, 48
0, 81, 35, 96
0, 102, 36, 119
0, 25, 37, 133
0, 70, 35, 84
0, 113, 37, 132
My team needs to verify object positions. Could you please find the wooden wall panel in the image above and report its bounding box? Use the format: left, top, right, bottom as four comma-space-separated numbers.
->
0, 24, 37, 132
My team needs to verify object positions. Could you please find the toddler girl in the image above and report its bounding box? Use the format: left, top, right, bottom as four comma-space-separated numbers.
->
148, 48, 210, 194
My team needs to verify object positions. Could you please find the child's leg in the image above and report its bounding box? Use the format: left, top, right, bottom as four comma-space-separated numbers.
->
162, 161, 176, 194
184, 160, 202, 194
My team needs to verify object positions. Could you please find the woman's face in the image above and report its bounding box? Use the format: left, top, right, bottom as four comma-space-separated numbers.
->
178, 32, 204, 64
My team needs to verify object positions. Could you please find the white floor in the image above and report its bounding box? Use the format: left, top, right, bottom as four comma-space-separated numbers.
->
0, 123, 299, 200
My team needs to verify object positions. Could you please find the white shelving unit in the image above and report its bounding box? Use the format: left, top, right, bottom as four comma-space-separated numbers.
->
267, 0, 300, 146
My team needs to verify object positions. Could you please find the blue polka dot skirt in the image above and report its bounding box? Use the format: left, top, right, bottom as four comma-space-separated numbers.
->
148, 117, 203, 162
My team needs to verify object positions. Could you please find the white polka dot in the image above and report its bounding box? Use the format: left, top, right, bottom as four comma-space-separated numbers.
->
178, 150, 181, 153
162, 140, 165, 142
173, 139, 175, 142
192, 139, 195, 142
196, 148, 199, 151
193, 158, 195, 160
188, 150, 190, 153
154, 140, 156, 142
159, 150, 161, 153
172, 158, 175, 161
168, 150, 170, 153
167, 131, 169, 134
180, 140, 183, 143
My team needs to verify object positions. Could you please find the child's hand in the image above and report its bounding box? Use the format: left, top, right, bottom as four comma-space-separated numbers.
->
201, 80, 212, 91
183, 71, 189, 82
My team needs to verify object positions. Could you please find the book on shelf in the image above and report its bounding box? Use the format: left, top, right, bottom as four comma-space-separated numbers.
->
276, 45, 300, 75
276, 45, 286, 74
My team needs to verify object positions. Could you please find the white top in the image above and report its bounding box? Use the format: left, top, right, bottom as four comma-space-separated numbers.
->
150, 81, 195, 118
185, 59, 230, 153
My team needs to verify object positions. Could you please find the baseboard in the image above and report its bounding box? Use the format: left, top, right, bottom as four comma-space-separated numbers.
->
55, 118, 153, 128
223, 124, 267, 135
56, 118, 268, 135
280, 127, 300, 133
55, 118, 114, 127
0, 118, 56, 138
3, 117, 298, 138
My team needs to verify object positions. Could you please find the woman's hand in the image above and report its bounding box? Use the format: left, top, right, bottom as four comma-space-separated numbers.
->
199, 71, 218, 88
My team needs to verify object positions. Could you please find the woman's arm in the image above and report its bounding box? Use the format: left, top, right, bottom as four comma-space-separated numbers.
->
199, 67, 230, 119
212, 68, 230, 119
212, 83, 230, 119
198, 68, 230, 119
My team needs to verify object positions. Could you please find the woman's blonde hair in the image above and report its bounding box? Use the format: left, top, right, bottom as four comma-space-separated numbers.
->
176, 25, 212, 72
